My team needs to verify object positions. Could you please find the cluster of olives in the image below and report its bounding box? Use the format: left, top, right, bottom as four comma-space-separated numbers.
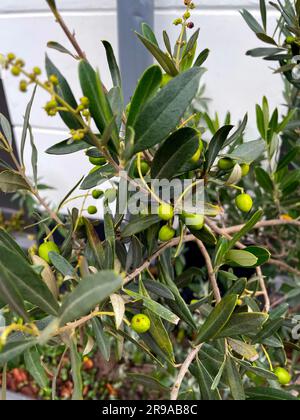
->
218, 158, 253, 213
157, 203, 204, 242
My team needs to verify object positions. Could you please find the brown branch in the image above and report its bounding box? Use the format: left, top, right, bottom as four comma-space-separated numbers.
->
50, 7, 87, 60
269, 258, 300, 277
170, 344, 203, 400
224, 219, 300, 235
256, 266, 270, 313
195, 239, 221, 303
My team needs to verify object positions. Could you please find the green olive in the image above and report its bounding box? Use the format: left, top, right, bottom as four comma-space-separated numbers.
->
158, 203, 174, 221
274, 367, 292, 386
241, 163, 250, 177
235, 193, 253, 213
184, 213, 204, 230
158, 225, 176, 242
38, 241, 60, 264
131, 314, 151, 333
218, 158, 234, 171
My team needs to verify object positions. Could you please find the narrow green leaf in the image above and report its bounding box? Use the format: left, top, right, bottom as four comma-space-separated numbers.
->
49, 252, 76, 277
196, 295, 238, 343
0, 340, 37, 365
127, 65, 162, 128
260, 0, 267, 31
246, 387, 299, 401
183, 28, 200, 58
102, 40, 122, 88
244, 246, 271, 266
160, 265, 197, 329
228, 338, 258, 362
216, 312, 268, 339
255, 167, 274, 192
142, 23, 159, 47
223, 114, 248, 148
191, 357, 222, 400
241, 9, 264, 34
124, 289, 179, 325
91, 318, 111, 362
133, 67, 204, 153
151, 127, 199, 179
45, 55, 80, 129
0, 114, 12, 144
59, 271, 122, 326
78, 60, 115, 142
28, 125, 38, 187
227, 139, 266, 163
47, 41, 77, 58
228, 210, 263, 250
140, 281, 175, 362
136, 32, 178, 76
0, 228, 29, 261
0, 265, 28, 320
194, 48, 210, 67
121, 215, 161, 238
0, 171, 30, 193
84, 218, 105, 269
225, 357, 245, 401
80, 165, 115, 190
46, 138, 90, 155
20, 86, 36, 165
69, 338, 83, 400
163, 31, 173, 57
0, 244, 59, 316
24, 347, 49, 389
225, 250, 258, 268
235, 359, 277, 380
128, 373, 169, 392
204, 125, 233, 172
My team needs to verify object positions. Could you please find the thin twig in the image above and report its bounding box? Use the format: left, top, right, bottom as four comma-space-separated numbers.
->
269, 258, 300, 277
124, 234, 194, 285
170, 344, 203, 400
224, 219, 300, 234
195, 239, 221, 303
50, 8, 87, 60
256, 266, 270, 313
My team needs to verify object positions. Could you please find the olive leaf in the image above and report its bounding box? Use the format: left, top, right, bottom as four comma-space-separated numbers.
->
0, 171, 30, 193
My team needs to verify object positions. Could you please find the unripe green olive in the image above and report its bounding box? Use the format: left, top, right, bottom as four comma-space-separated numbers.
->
158, 203, 174, 221
89, 156, 107, 166
159, 225, 176, 242
134, 160, 150, 177
38, 241, 60, 264
218, 158, 234, 171
88, 205, 98, 215
92, 189, 104, 200
241, 163, 250, 177
274, 367, 292, 386
184, 213, 204, 230
235, 193, 253, 213
131, 314, 151, 334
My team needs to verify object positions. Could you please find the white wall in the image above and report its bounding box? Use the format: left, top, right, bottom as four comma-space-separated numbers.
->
0, 0, 283, 214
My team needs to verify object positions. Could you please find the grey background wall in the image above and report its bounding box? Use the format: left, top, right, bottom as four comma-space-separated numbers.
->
0, 0, 282, 215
